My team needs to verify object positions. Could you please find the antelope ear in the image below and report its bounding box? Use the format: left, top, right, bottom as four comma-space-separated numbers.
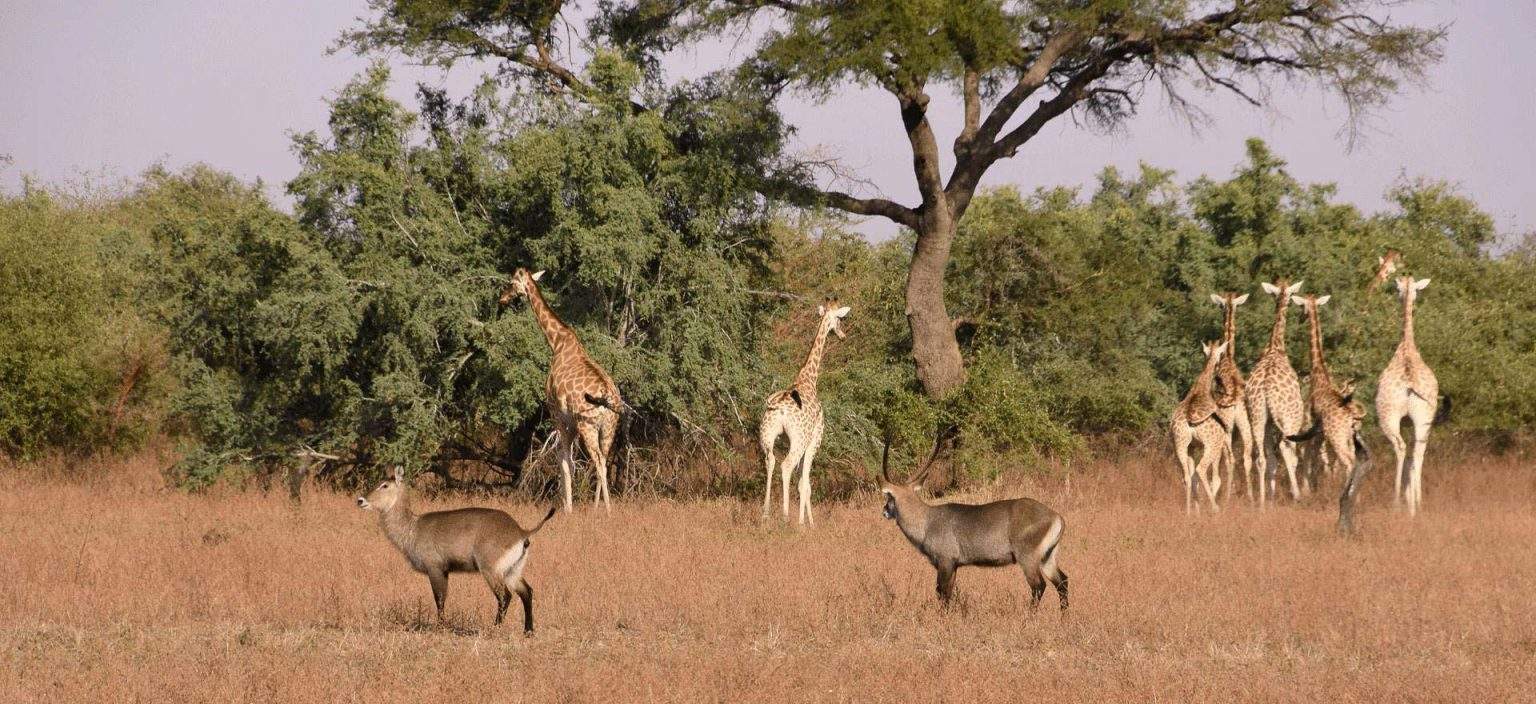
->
1233, 293, 1249, 305
1209, 293, 1225, 305
832, 306, 851, 318
1413, 278, 1431, 290
1287, 280, 1304, 295
392, 466, 404, 483
531, 270, 545, 281
1316, 295, 1331, 306
1261, 282, 1281, 295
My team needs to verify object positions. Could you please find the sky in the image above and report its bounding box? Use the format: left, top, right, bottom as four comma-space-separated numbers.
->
3, 2, 1533, 240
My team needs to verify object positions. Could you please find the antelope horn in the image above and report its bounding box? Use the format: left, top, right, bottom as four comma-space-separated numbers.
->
910, 436, 943, 486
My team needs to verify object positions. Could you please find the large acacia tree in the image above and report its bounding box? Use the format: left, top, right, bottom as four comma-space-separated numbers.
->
343, 0, 1443, 399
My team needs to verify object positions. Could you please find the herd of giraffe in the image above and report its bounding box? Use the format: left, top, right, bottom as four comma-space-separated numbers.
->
1171, 250, 1448, 534
497, 267, 849, 524
494, 250, 1442, 535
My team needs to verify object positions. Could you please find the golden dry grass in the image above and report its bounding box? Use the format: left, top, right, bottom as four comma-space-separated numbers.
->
3, 446, 1535, 703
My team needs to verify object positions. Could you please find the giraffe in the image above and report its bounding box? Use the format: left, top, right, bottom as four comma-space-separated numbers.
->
1288, 293, 1367, 492
1170, 340, 1230, 514
1376, 276, 1440, 517
1367, 249, 1403, 295
499, 268, 623, 513
759, 298, 850, 525
1244, 278, 1307, 505
1208, 292, 1254, 499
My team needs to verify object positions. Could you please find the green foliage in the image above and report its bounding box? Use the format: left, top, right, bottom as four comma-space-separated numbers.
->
149, 62, 783, 486
0, 186, 167, 457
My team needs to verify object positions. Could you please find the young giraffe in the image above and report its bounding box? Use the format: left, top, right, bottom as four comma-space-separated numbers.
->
1244, 278, 1307, 505
1376, 276, 1440, 516
499, 268, 623, 513
1170, 340, 1230, 514
759, 299, 850, 525
1366, 249, 1403, 295
1288, 294, 1367, 491
1208, 292, 1254, 499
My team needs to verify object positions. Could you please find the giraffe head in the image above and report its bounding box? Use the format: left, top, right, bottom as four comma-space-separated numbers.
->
1371, 249, 1403, 290
817, 298, 852, 339
1290, 292, 1332, 314
498, 268, 546, 306
1335, 378, 1357, 402
1394, 275, 1430, 304
1199, 340, 1229, 367
1259, 278, 1304, 307
1208, 291, 1250, 310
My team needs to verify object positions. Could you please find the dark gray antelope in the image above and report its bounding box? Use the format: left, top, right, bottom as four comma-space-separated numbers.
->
878, 442, 1069, 610
357, 467, 556, 634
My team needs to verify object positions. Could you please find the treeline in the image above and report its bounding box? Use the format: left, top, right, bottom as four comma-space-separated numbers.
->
4, 65, 1533, 494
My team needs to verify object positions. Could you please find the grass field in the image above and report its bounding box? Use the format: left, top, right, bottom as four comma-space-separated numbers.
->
3, 446, 1535, 702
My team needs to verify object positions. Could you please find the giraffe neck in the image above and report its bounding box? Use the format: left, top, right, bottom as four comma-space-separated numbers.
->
1222, 303, 1237, 351
526, 283, 573, 351
1264, 298, 1288, 355
1399, 293, 1417, 351
1306, 305, 1330, 384
1194, 353, 1221, 395
794, 321, 831, 392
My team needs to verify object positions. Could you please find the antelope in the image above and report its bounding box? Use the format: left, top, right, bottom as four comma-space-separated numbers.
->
877, 440, 1069, 610
357, 467, 557, 634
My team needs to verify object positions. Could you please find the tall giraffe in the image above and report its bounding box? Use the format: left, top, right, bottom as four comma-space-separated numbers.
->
499, 268, 623, 513
1244, 278, 1307, 505
1288, 294, 1367, 492
1170, 340, 1230, 514
759, 299, 850, 525
1208, 292, 1254, 499
1376, 276, 1440, 516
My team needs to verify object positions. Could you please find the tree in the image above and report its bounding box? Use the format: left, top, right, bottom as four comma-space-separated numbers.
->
342, 0, 1444, 400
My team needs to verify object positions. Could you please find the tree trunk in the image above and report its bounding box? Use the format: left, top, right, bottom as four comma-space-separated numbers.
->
906, 209, 966, 399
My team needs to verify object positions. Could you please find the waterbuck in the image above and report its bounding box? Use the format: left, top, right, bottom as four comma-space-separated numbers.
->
357, 467, 556, 634
878, 441, 1069, 610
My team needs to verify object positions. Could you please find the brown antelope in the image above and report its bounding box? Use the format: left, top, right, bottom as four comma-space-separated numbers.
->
357, 467, 556, 634
877, 440, 1069, 610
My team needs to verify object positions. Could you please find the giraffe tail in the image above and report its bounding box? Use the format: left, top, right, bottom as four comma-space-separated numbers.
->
1433, 394, 1452, 425
1286, 421, 1322, 443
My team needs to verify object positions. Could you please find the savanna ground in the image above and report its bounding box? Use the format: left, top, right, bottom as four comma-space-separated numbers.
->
3, 444, 1535, 703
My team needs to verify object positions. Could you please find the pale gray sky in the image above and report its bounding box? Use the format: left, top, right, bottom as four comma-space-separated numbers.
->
3, 2, 1533, 238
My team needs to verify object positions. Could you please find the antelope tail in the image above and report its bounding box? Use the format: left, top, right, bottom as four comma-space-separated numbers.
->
527, 506, 558, 536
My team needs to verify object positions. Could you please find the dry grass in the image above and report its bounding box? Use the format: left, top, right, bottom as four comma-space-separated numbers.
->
3, 446, 1535, 703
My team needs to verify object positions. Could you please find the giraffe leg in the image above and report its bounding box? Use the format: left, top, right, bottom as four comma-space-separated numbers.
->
558, 428, 575, 513
1379, 412, 1408, 507
780, 433, 806, 519
577, 421, 607, 512
1278, 437, 1302, 501
1233, 403, 1254, 500
598, 410, 618, 510
1247, 401, 1270, 507
798, 427, 822, 526
1172, 422, 1195, 514
1195, 429, 1222, 513
760, 414, 781, 517
1407, 403, 1434, 517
